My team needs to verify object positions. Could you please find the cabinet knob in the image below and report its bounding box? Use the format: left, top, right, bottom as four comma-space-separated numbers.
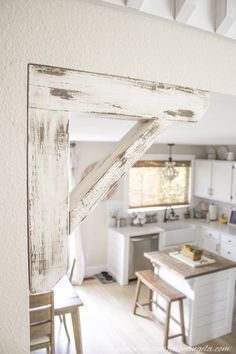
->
228, 240, 232, 243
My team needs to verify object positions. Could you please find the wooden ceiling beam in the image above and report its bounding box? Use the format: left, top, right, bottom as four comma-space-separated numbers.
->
28, 64, 209, 291
69, 118, 171, 231
29, 64, 209, 123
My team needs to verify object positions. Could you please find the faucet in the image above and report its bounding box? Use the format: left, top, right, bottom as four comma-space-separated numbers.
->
170, 207, 175, 219
164, 207, 170, 222
164, 206, 175, 222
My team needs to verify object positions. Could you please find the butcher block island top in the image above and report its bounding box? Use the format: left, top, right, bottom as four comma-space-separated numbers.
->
145, 248, 236, 279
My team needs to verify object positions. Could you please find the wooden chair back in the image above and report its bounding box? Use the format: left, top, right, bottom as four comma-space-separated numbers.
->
29, 290, 55, 353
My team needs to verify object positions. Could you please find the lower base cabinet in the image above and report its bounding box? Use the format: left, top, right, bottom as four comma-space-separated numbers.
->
199, 227, 220, 255
220, 233, 236, 262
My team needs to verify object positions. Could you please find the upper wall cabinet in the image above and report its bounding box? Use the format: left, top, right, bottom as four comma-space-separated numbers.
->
231, 165, 236, 204
194, 160, 234, 203
194, 160, 212, 199
211, 161, 233, 203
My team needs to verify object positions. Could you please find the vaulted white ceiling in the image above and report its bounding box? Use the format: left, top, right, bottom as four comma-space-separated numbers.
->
70, 92, 236, 145
93, 0, 236, 41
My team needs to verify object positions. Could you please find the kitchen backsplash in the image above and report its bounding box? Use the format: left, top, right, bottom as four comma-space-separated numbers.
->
107, 200, 190, 227
107, 197, 236, 227
193, 196, 236, 221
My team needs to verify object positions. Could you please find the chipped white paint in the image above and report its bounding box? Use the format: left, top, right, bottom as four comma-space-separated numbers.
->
69, 119, 171, 231
175, 0, 196, 23
216, 0, 236, 35
29, 65, 209, 123
28, 108, 69, 292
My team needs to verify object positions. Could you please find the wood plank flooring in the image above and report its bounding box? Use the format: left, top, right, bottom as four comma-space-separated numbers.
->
33, 278, 236, 353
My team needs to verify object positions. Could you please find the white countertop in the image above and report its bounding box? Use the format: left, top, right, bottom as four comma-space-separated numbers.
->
110, 219, 236, 237
110, 223, 165, 237
186, 218, 236, 235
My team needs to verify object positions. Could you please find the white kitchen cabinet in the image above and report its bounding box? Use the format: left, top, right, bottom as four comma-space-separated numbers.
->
220, 244, 236, 262
194, 159, 233, 203
107, 228, 128, 285
211, 161, 233, 203
220, 232, 236, 261
231, 164, 236, 204
199, 227, 220, 254
194, 160, 212, 199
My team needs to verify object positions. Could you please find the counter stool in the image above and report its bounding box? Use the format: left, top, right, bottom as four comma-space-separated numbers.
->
133, 269, 186, 350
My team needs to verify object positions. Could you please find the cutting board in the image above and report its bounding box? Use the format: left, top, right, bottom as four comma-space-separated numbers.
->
169, 251, 216, 268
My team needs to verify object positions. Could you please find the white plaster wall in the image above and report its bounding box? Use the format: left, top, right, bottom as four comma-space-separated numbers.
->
72, 142, 110, 273
2, 0, 236, 351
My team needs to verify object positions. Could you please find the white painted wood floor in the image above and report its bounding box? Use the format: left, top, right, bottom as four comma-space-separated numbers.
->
33, 278, 236, 354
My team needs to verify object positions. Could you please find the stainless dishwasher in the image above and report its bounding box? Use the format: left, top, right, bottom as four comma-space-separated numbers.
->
128, 234, 159, 280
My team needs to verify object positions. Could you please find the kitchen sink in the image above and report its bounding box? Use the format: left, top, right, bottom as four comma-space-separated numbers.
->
158, 222, 197, 248
158, 222, 194, 231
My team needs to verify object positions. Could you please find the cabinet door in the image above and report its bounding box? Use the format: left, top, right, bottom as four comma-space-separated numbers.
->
211, 161, 233, 203
231, 164, 236, 204
194, 160, 212, 198
199, 228, 220, 254
200, 235, 219, 254
220, 243, 236, 261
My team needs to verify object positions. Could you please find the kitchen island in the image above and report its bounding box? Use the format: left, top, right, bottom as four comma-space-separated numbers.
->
145, 249, 236, 346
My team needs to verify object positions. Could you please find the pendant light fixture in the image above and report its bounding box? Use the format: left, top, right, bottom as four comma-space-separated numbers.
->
162, 144, 179, 182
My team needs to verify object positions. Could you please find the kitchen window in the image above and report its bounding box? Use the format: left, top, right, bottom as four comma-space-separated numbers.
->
129, 160, 191, 209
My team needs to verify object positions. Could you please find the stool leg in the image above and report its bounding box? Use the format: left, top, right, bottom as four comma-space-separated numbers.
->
133, 278, 141, 314
179, 299, 186, 344
164, 302, 171, 350
63, 314, 70, 340
148, 289, 153, 311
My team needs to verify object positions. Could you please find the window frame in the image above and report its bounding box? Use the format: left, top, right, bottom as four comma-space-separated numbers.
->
124, 153, 195, 212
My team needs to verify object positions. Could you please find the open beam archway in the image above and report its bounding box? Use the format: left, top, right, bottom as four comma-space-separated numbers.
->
28, 64, 209, 292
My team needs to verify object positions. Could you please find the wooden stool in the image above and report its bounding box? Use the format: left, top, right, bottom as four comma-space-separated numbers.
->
133, 269, 186, 350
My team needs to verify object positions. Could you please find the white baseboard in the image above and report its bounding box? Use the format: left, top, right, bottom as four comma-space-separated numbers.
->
85, 264, 108, 277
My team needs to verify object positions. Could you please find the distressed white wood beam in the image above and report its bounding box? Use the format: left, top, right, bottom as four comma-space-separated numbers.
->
28, 64, 209, 292
28, 108, 69, 292
216, 0, 236, 35
69, 119, 171, 231
29, 64, 209, 123
126, 0, 145, 10
175, 0, 196, 23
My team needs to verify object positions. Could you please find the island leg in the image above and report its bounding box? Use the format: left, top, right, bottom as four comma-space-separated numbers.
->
179, 299, 186, 344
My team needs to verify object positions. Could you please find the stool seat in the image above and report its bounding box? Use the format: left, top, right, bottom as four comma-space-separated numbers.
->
133, 269, 186, 351
135, 270, 186, 303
